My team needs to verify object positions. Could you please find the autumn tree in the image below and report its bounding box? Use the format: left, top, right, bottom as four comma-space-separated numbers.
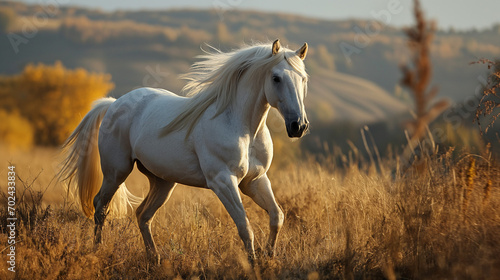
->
0, 109, 34, 150
400, 0, 449, 156
0, 61, 114, 147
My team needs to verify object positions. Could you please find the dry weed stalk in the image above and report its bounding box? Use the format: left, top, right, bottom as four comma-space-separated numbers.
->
462, 157, 476, 213
473, 59, 500, 133
482, 143, 493, 207
482, 178, 492, 207
400, 0, 449, 158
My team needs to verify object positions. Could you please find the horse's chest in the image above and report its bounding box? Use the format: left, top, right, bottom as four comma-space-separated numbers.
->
246, 140, 272, 179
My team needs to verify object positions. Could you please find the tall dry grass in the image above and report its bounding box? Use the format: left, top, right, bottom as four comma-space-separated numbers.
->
1, 147, 500, 279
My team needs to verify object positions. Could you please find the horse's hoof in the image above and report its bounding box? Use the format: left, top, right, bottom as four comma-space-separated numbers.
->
146, 253, 161, 266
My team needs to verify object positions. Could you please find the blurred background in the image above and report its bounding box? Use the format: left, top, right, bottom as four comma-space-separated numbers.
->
1, 0, 500, 164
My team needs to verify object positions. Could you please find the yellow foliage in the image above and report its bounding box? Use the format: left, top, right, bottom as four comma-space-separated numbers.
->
0, 61, 114, 146
0, 109, 34, 150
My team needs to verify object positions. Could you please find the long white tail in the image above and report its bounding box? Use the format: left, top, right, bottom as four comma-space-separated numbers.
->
59, 97, 140, 218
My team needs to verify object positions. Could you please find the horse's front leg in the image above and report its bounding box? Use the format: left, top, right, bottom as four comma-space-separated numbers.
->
240, 174, 284, 257
209, 172, 256, 263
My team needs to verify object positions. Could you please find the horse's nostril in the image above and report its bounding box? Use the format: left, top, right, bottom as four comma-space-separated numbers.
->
291, 121, 300, 132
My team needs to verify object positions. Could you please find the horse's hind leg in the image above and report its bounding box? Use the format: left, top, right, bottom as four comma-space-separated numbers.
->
93, 147, 134, 244
136, 162, 176, 264
94, 178, 127, 244
240, 175, 284, 257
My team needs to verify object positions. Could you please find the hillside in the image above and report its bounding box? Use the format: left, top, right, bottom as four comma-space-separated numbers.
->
0, 3, 410, 124
307, 70, 407, 122
2, 2, 499, 124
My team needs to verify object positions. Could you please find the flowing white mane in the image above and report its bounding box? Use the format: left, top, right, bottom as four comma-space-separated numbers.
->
161, 42, 308, 137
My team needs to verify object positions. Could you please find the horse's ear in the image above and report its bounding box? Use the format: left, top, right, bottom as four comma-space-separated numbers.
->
272, 39, 281, 56
296, 42, 308, 60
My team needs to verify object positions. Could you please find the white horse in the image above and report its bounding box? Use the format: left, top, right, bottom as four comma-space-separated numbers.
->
59, 39, 309, 264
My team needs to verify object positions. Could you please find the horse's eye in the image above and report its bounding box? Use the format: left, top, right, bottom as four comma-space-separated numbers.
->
272, 76, 281, 83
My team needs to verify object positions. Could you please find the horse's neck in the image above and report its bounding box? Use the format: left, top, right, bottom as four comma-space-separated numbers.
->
231, 84, 270, 137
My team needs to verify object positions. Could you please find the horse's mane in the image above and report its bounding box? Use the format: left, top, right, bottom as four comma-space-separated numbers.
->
160, 42, 307, 137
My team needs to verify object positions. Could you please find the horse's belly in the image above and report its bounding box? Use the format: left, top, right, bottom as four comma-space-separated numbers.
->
123, 89, 206, 187
134, 137, 206, 187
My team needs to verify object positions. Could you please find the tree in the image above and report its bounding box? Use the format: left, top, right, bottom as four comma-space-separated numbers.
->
0, 61, 114, 146
0, 109, 33, 150
400, 0, 449, 156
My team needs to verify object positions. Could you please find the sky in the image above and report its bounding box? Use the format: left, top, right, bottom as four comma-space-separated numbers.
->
20, 0, 500, 31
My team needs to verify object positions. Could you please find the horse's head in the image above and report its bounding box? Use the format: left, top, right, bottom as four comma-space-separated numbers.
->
264, 39, 309, 138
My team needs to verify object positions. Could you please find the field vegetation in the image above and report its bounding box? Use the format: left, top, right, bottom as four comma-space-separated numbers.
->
1, 145, 499, 279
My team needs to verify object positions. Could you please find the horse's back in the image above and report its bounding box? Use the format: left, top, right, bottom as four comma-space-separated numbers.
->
100, 87, 180, 138
98, 87, 183, 152
103, 88, 206, 186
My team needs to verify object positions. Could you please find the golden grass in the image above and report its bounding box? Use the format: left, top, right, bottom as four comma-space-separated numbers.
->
1, 146, 500, 279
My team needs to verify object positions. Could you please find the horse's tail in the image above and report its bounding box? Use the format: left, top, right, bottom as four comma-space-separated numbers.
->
59, 97, 139, 218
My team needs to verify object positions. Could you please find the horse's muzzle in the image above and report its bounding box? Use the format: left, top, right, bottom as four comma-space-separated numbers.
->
286, 119, 309, 138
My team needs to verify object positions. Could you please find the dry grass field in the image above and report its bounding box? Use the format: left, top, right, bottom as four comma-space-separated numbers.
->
1, 146, 500, 279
